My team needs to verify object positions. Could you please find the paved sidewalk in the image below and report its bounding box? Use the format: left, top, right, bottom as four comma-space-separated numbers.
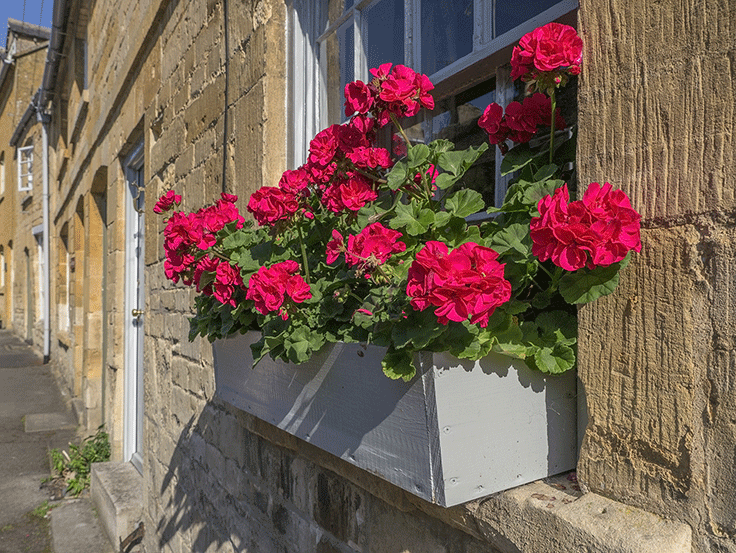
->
0, 329, 112, 553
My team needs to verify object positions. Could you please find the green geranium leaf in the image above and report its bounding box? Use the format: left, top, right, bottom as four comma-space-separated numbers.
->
437, 143, 488, 177
221, 231, 248, 250
522, 179, 565, 209
503, 300, 531, 315
433, 211, 452, 227
529, 343, 576, 374
236, 248, 265, 273
558, 253, 631, 304
356, 204, 388, 229
500, 143, 534, 176
429, 139, 454, 153
434, 172, 458, 190
407, 144, 430, 168
382, 348, 417, 382
489, 223, 531, 256
387, 161, 408, 191
392, 309, 444, 350
389, 202, 434, 235
536, 311, 577, 344
533, 164, 559, 182
197, 270, 216, 290
445, 189, 485, 218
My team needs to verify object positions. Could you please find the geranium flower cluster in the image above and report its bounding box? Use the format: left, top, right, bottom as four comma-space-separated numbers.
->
530, 182, 642, 271
344, 63, 435, 125
406, 242, 512, 328
161, 192, 246, 306
510, 22, 583, 92
247, 117, 394, 224
245, 260, 311, 320
326, 223, 407, 279
153, 190, 181, 214
479, 93, 566, 151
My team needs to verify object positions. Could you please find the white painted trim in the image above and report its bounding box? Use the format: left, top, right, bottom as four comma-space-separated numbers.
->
17, 145, 33, 192
123, 142, 145, 475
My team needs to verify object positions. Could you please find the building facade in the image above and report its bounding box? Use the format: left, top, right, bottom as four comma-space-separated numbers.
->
0, 20, 49, 341
3, 0, 734, 551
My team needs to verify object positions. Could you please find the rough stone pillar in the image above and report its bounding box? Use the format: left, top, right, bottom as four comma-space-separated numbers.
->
576, 1, 736, 551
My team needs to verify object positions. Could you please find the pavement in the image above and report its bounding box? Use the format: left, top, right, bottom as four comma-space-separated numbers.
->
0, 329, 113, 553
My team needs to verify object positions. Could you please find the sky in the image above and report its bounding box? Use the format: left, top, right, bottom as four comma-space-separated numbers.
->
1, 0, 53, 50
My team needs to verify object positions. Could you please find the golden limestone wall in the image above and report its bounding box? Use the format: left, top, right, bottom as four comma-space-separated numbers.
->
577, 0, 736, 551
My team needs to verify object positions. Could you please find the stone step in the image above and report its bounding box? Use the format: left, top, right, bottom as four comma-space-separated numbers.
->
91, 461, 144, 550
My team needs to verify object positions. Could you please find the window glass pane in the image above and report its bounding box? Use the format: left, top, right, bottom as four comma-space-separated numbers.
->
414, 82, 497, 206
496, 0, 559, 37
421, 0, 473, 76
324, 20, 355, 124
364, 0, 404, 71
340, 22, 355, 91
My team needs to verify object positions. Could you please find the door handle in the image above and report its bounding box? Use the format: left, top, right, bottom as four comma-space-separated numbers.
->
132, 309, 144, 317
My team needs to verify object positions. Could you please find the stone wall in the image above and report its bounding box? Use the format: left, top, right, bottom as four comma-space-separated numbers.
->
35, 0, 731, 550
576, 0, 736, 551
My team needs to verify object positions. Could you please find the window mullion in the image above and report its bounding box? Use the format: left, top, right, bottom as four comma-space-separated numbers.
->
405, 0, 419, 70
354, 10, 367, 82
477, 0, 492, 47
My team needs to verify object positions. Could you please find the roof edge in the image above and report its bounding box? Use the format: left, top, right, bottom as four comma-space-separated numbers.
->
7, 18, 51, 41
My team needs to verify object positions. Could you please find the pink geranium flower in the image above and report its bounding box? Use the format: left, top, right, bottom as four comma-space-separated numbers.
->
406, 241, 511, 327
246, 260, 311, 320
530, 183, 641, 271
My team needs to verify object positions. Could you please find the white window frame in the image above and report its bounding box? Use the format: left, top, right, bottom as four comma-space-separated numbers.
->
33, 225, 45, 322
17, 145, 34, 192
290, 0, 577, 202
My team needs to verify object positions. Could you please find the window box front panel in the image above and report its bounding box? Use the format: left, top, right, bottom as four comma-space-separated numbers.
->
213, 331, 577, 507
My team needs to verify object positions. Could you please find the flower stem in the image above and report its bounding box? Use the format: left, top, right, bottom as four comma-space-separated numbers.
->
548, 88, 556, 165
296, 224, 311, 285
390, 113, 412, 155
354, 167, 388, 185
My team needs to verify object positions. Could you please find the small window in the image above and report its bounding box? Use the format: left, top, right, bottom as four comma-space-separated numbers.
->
17, 145, 33, 192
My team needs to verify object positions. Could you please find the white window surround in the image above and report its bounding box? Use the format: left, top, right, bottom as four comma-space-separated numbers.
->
33, 225, 45, 322
18, 145, 34, 192
289, 0, 578, 204
1, 152, 5, 195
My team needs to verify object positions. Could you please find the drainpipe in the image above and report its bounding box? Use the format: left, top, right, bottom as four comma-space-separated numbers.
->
37, 108, 50, 362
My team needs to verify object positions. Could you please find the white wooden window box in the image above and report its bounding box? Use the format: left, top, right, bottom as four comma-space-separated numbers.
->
213, 331, 578, 507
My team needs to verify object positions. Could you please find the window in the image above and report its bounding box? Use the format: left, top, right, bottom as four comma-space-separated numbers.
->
291, 0, 577, 204
1, 152, 5, 195
17, 145, 33, 192
33, 227, 44, 322
58, 228, 70, 332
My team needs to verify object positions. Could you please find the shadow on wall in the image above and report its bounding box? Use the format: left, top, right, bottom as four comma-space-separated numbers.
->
155, 398, 366, 552
155, 361, 416, 553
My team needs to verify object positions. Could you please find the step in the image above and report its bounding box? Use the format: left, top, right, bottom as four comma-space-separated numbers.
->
91, 461, 144, 549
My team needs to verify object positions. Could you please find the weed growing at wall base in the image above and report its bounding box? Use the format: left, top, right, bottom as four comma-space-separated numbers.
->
47, 426, 111, 497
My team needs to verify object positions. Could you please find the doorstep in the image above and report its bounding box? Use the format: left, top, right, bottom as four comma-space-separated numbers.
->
91, 461, 144, 549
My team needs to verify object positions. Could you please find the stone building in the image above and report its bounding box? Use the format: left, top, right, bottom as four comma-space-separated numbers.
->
4, 0, 734, 551
0, 20, 49, 339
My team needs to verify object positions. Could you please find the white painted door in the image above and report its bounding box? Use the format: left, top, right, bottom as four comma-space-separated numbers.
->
124, 144, 145, 474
